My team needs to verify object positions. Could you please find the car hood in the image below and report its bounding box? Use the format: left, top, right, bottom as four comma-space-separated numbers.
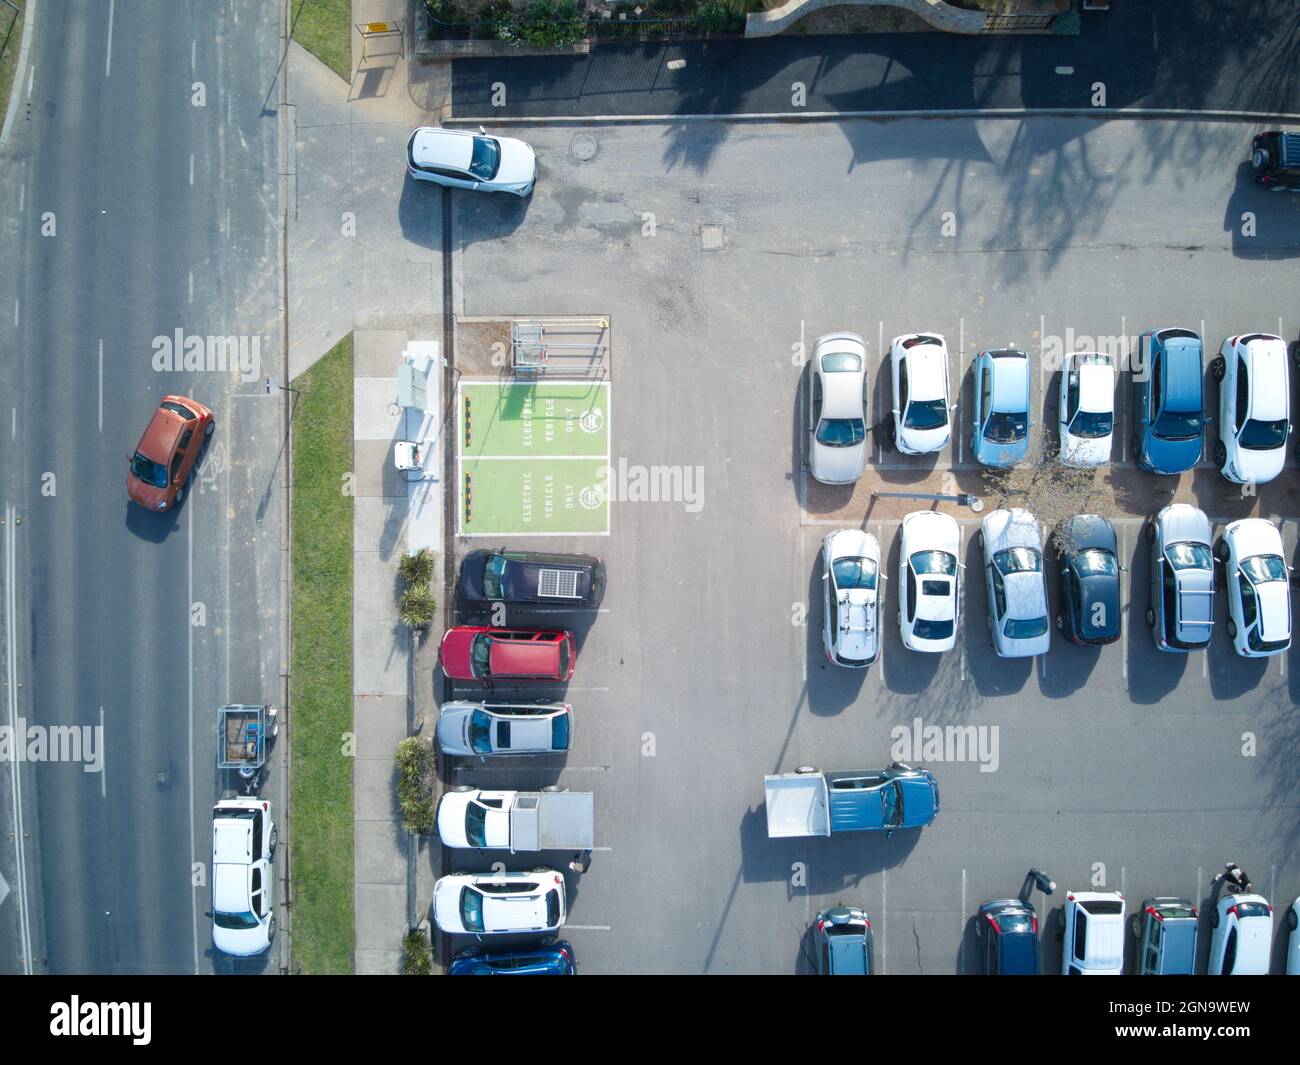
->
1228, 520, 1283, 557
433, 878, 469, 934
212, 920, 269, 957
898, 777, 937, 827
812, 439, 867, 483
126, 474, 168, 509
1061, 432, 1111, 466
1078, 574, 1120, 637
1159, 504, 1211, 547
1143, 432, 1201, 474
983, 508, 1039, 554
495, 136, 537, 187
439, 629, 477, 678
1232, 444, 1286, 483
457, 553, 487, 600
975, 434, 1028, 467
436, 706, 473, 755
898, 423, 950, 454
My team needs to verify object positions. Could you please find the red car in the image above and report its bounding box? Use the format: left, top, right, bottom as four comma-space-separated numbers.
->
126, 395, 215, 511
439, 626, 576, 682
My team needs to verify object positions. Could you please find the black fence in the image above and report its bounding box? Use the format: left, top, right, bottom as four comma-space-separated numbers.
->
982, 13, 1055, 32
426, 13, 742, 42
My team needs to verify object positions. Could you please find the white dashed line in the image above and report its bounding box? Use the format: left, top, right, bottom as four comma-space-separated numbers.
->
105, 0, 115, 77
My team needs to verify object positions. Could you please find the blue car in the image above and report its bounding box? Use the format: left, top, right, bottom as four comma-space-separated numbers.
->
1134, 328, 1204, 474
970, 349, 1031, 467
448, 940, 576, 975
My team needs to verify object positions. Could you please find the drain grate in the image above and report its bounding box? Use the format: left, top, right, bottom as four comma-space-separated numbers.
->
701, 223, 725, 251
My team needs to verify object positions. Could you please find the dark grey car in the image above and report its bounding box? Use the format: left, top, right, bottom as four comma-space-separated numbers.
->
1145, 505, 1214, 652
812, 907, 874, 975
1133, 897, 1198, 975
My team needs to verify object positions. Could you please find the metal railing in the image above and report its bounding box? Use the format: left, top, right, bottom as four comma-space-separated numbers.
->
982, 13, 1055, 32
426, 13, 738, 41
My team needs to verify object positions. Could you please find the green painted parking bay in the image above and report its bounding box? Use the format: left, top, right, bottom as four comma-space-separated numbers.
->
458, 381, 611, 536
461, 381, 609, 458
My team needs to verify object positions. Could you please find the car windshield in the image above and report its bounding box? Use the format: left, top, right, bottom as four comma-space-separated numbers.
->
481, 555, 507, 599
550, 712, 570, 751
821, 353, 861, 372
984, 411, 1027, 444
1153, 408, 1202, 441
1234, 900, 1270, 920
1167, 542, 1212, 571
460, 888, 485, 933
558, 640, 570, 676
912, 617, 954, 641
1241, 555, 1287, 583
468, 137, 501, 180
994, 547, 1041, 575
816, 418, 865, 447
882, 781, 902, 828
1004, 616, 1049, 640
1068, 410, 1113, 439
903, 398, 948, 430
465, 802, 488, 848
1073, 549, 1116, 577
213, 910, 259, 930
471, 634, 492, 678
833, 557, 877, 590
910, 550, 956, 576
1239, 418, 1287, 450
131, 452, 168, 488
998, 911, 1034, 934
468, 710, 493, 754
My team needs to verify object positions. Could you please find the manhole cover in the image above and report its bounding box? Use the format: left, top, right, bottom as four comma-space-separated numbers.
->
571, 133, 598, 161
701, 223, 725, 251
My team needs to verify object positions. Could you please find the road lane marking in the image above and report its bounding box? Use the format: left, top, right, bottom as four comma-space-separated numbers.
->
26, 62, 34, 100
105, 0, 115, 77
17, 184, 23, 211
189, 153, 195, 186
191, 39, 196, 74
10, 409, 14, 438
564, 924, 612, 931
880, 868, 887, 973
5, 503, 34, 973
957, 317, 964, 464
1120, 529, 1128, 680
188, 272, 193, 303
1055, 66, 1074, 75
960, 868, 967, 972
97, 340, 103, 431
99, 707, 106, 798
12, 299, 17, 326
187, 501, 198, 973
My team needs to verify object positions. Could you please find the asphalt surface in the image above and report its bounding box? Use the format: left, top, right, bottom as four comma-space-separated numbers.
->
0, 0, 285, 974
446, 116, 1300, 973
450, 1, 1300, 118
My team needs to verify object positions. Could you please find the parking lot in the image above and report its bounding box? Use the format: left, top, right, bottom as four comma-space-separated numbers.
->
441, 116, 1300, 973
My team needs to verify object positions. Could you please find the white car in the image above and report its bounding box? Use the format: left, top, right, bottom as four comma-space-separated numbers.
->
808, 333, 869, 484
1207, 892, 1272, 975
1059, 891, 1125, 975
436, 701, 572, 758
898, 511, 960, 652
406, 125, 537, 197
890, 333, 953, 455
1058, 352, 1115, 467
210, 799, 277, 957
821, 529, 882, 667
433, 870, 567, 936
979, 508, 1050, 658
1217, 518, 1292, 657
1213, 332, 1290, 484
1285, 897, 1300, 976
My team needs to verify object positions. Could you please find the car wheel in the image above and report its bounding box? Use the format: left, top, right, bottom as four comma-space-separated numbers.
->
1213, 440, 1227, 469
1211, 356, 1226, 381
1287, 907, 1299, 932
1210, 906, 1220, 929
268, 914, 276, 942
1227, 618, 1237, 640
1214, 539, 1230, 562
451, 784, 473, 793
205, 419, 215, 437
1055, 908, 1066, 936
1253, 147, 1271, 171
796, 766, 818, 775
1144, 521, 1156, 545
541, 785, 567, 794
531, 866, 551, 874
976, 531, 984, 549
1130, 434, 1140, 461
269, 825, 278, 856
1055, 614, 1064, 631
1130, 914, 1143, 939
1145, 606, 1155, 628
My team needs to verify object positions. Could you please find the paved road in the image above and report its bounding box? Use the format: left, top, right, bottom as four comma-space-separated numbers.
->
0, 0, 285, 974
450, 1, 1300, 118
448, 117, 1300, 973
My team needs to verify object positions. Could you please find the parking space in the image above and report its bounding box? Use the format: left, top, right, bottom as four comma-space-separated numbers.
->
447, 116, 1300, 973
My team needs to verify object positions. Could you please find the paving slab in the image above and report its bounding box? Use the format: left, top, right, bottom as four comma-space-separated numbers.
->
354, 617, 410, 694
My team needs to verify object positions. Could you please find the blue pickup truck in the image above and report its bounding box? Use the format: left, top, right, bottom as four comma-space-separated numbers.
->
763, 763, 940, 839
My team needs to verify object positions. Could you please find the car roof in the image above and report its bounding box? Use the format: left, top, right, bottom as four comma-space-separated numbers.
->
828, 934, 869, 973
489, 637, 561, 676
1074, 357, 1114, 411
903, 342, 947, 400
1156, 333, 1203, 407
1241, 336, 1289, 419
212, 819, 253, 865
138, 406, 184, 460
1157, 920, 1198, 973
989, 353, 1030, 412
411, 127, 473, 171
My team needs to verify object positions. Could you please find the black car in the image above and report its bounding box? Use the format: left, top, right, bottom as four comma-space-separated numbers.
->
976, 899, 1039, 975
459, 549, 606, 608
1053, 515, 1121, 645
1251, 130, 1300, 190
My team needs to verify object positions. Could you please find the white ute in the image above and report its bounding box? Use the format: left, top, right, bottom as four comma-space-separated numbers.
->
210, 798, 277, 957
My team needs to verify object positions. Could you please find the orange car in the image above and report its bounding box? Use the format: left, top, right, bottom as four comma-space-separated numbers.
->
126, 395, 215, 511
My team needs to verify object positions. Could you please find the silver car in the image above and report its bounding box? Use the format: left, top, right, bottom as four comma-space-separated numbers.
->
808, 333, 869, 485
436, 701, 572, 757
979, 508, 1050, 658
1145, 504, 1214, 652
821, 529, 882, 667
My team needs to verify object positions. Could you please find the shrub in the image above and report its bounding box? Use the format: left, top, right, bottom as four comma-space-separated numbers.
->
693, 1, 732, 33
402, 928, 433, 975
398, 548, 435, 588
396, 737, 436, 835
399, 584, 436, 630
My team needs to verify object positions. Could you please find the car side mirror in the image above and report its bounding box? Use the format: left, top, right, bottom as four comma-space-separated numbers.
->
891, 408, 900, 416
478, 125, 487, 135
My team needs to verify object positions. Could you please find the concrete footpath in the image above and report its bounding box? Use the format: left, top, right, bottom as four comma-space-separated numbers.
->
287, 0, 453, 973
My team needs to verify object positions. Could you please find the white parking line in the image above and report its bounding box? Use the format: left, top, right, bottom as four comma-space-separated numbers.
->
187, 502, 198, 974
1120, 529, 1128, 681
1197, 866, 1203, 905
565, 924, 612, 931
26, 62, 34, 100
880, 868, 887, 974
189, 153, 195, 186
99, 707, 106, 798
105, 0, 115, 77
959, 868, 967, 972
956, 318, 964, 464
17, 184, 22, 211
97, 340, 103, 432
5, 503, 34, 974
